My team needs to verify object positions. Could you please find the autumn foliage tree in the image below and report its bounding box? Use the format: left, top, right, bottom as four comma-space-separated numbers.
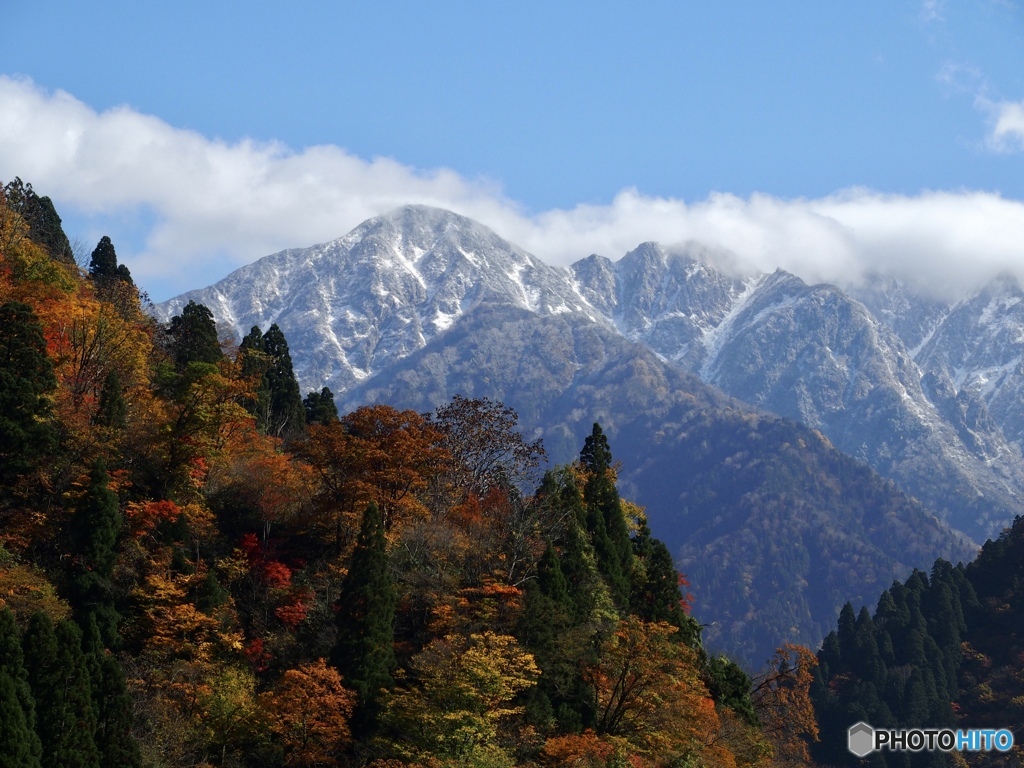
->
384, 631, 539, 766
300, 405, 448, 550
584, 617, 725, 764
751, 644, 819, 765
433, 395, 546, 501
260, 659, 355, 767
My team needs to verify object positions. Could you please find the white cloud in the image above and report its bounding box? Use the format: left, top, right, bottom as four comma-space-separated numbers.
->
984, 99, 1024, 151
3, 76, 1024, 302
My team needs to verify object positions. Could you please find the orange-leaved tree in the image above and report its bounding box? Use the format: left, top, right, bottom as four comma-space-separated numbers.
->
750, 643, 820, 765
259, 658, 355, 767
584, 616, 733, 766
299, 405, 448, 551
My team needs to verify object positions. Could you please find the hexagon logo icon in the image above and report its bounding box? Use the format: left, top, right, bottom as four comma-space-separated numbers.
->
848, 722, 875, 757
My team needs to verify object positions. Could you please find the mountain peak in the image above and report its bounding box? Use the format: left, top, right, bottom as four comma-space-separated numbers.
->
154, 206, 591, 392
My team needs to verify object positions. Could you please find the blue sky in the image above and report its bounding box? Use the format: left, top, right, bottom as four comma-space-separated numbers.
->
3, 1, 1024, 300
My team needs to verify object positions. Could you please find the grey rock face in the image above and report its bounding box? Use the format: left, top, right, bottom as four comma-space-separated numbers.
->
572, 242, 751, 369
914, 274, 1024, 452
695, 270, 1024, 540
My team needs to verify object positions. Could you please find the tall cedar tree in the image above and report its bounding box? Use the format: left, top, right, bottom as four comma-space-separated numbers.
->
238, 325, 271, 427
630, 518, 700, 644
69, 459, 123, 648
0, 672, 41, 768
87, 236, 132, 286
0, 609, 42, 767
522, 469, 613, 731
304, 386, 339, 425
579, 424, 633, 608
433, 395, 547, 498
0, 301, 57, 490
332, 501, 397, 732
94, 369, 127, 431
82, 617, 141, 768
2, 178, 75, 265
519, 543, 583, 730
23, 614, 101, 768
167, 300, 223, 370
260, 324, 306, 438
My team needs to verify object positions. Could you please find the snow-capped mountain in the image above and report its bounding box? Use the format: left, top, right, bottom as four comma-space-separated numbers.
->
688, 269, 1024, 541
568, 253, 1024, 540
913, 274, 1024, 451
154, 205, 1024, 541
570, 242, 753, 370
154, 206, 595, 392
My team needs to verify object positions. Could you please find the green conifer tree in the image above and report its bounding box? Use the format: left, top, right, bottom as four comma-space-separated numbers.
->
3, 178, 74, 265
167, 300, 223, 370
82, 618, 140, 768
0, 672, 41, 768
23, 614, 100, 768
237, 326, 271, 428
520, 544, 579, 729
0, 301, 57, 489
261, 324, 305, 438
704, 655, 758, 727
579, 424, 633, 608
630, 517, 700, 645
87, 237, 119, 282
94, 369, 127, 431
304, 386, 339, 425
332, 502, 396, 731
69, 459, 122, 647
0, 609, 41, 767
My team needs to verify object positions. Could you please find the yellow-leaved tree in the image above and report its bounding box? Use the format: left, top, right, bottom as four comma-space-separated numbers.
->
384, 631, 539, 767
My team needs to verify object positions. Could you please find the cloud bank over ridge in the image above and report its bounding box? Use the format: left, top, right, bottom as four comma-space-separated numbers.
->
3, 76, 1024, 301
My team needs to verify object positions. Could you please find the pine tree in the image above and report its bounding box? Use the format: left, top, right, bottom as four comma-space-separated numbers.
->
82, 618, 140, 768
94, 369, 127, 431
538, 470, 612, 626
579, 423, 612, 475
69, 460, 122, 647
237, 325, 271, 429
0, 672, 41, 768
261, 324, 305, 438
520, 545, 577, 728
579, 424, 633, 608
332, 502, 396, 731
87, 237, 119, 282
630, 517, 700, 645
3, 178, 75, 265
304, 387, 339, 425
0, 609, 41, 767
167, 300, 222, 369
0, 301, 57, 489
23, 614, 100, 768
704, 654, 758, 727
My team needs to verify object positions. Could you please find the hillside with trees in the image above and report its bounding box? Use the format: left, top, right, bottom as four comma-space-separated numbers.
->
811, 514, 1024, 767
0, 180, 825, 767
